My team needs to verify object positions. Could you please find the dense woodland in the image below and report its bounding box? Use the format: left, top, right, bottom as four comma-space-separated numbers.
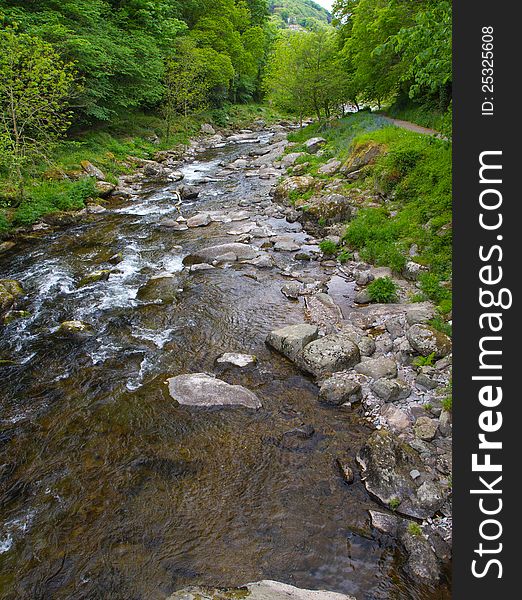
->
0, 0, 451, 227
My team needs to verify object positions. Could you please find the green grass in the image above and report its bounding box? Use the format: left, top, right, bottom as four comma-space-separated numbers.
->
407, 522, 423, 537
382, 102, 447, 132
412, 352, 437, 368
319, 239, 339, 255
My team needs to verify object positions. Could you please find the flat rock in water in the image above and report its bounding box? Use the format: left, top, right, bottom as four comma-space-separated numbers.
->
216, 353, 257, 368
166, 373, 261, 409
186, 213, 213, 227
167, 580, 355, 600
183, 243, 258, 265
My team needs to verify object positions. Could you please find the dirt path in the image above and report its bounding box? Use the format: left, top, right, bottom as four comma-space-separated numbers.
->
382, 115, 441, 136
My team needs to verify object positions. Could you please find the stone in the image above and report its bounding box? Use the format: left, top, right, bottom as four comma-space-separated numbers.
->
200, 123, 216, 135
167, 581, 355, 600
160, 219, 189, 231
319, 373, 362, 406
414, 416, 439, 441
216, 353, 257, 368
355, 357, 397, 380
405, 303, 436, 326
0, 241, 16, 253
371, 378, 411, 402
400, 529, 441, 583
342, 142, 383, 174
186, 213, 213, 228
266, 324, 319, 362
439, 410, 452, 437
280, 152, 305, 169
336, 454, 355, 484
358, 336, 376, 356
407, 324, 452, 358
318, 159, 342, 176
81, 160, 106, 181
357, 430, 439, 519
0, 279, 24, 313
95, 181, 116, 198
273, 176, 316, 201
189, 263, 215, 272
369, 510, 403, 536
295, 193, 352, 225
381, 404, 411, 432
183, 243, 258, 266
166, 373, 261, 409
304, 137, 327, 153
300, 332, 361, 377
245, 255, 274, 269
57, 320, 93, 336
403, 261, 428, 281
410, 469, 421, 480
78, 270, 111, 287
354, 289, 372, 304
415, 373, 440, 390
281, 282, 302, 300
179, 185, 200, 200
136, 276, 182, 303
273, 238, 301, 252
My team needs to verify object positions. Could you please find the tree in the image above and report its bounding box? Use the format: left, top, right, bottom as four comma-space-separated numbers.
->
0, 27, 75, 198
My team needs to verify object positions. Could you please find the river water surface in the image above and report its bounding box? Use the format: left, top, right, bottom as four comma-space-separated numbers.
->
0, 131, 449, 599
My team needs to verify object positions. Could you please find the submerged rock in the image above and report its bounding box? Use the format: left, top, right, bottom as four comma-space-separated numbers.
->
78, 270, 111, 287
166, 373, 261, 409
136, 276, 183, 304
216, 353, 257, 368
167, 580, 355, 600
57, 320, 93, 336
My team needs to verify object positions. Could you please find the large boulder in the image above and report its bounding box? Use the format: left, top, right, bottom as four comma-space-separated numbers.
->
300, 332, 361, 377
95, 181, 116, 198
57, 320, 93, 336
296, 194, 352, 224
318, 159, 342, 176
357, 430, 446, 519
341, 141, 383, 175
167, 581, 355, 600
183, 243, 259, 266
371, 378, 411, 402
266, 324, 319, 362
400, 529, 441, 583
166, 373, 261, 409
407, 324, 452, 358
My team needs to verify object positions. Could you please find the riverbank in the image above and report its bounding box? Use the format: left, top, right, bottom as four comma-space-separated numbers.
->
0, 116, 451, 598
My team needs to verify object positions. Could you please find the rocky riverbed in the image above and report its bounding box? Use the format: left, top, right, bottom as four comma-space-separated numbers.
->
0, 121, 451, 599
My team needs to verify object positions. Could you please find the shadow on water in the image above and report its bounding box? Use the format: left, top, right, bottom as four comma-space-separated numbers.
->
0, 136, 450, 599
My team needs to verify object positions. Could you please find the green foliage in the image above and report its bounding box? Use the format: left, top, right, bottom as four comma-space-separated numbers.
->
367, 277, 398, 303
412, 352, 436, 368
13, 178, 96, 225
0, 26, 75, 197
319, 239, 338, 255
407, 522, 423, 537
337, 249, 351, 263
269, 0, 330, 30
342, 124, 452, 279
442, 395, 452, 413
428, 317, 452, 337
389, 497, 400, 511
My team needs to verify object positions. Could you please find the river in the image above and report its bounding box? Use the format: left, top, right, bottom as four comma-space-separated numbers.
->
0, 127, 449, 599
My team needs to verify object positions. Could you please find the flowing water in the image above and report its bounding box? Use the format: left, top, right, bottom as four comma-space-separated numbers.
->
0, 132, 450, 599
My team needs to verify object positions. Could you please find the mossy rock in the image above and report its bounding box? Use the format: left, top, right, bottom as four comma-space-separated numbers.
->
78, 270, 111, 287
0, 279, 25, 313
342, 141, 384, 174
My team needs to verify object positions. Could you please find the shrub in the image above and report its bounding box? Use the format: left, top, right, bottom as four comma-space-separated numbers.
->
319, 239, 338, 255
442, 396, 452, 412
367, 277, 398, 303
428, 317, 452, 337
337, 249, 352, 263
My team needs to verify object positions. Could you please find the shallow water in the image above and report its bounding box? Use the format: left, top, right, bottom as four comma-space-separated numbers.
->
0, 134, 450, 599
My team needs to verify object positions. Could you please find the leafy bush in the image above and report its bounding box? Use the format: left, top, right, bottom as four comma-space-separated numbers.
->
367, 277, 398, 303
319, 239, 339, 255
429, 317, 452, 337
